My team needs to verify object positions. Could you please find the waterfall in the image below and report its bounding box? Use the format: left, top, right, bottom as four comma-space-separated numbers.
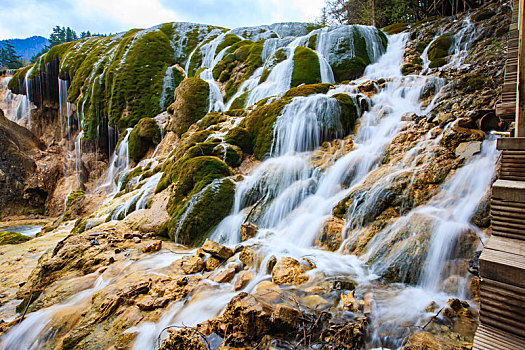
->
98, 128, 132, 196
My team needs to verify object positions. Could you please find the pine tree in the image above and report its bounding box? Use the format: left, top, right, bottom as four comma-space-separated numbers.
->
0, 41, 22, 69
49, 26, 65, 47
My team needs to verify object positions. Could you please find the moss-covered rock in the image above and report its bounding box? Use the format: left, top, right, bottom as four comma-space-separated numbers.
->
401, 63, 423, 75
7, 65, 33, 94
224, 127, 253, 153
383, 23, 408, 35
332, 93, 359, 135
198, 112, 227, 130
259, 48, 287, 84
128, 118, 161, 163
185, 141, 243, 168
167, 178, 235, 246
427, 34, 452, 68
282, 83, 332, 99
0, 231, 31, 245
216, 34, 242, 55
242, 98, 291, 159
291, 46, 321, 88
472, 9, 495, 22
167, 78, 210, 136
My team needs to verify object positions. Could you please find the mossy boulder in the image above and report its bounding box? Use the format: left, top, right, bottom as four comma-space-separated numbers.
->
242, 98, 291, 159
185, 141, 243, 168
0, 231, 31, 245
428, 34, 452, 67
382, 23, 408, 35
332, 93, 359, 134
212, 40, 264, 101
291, 46, 321, 88
216, 34, 242, 55
282, 83, 331, 99
167, 178, 235, 246
224, 127, 253, 153
128, 118, 161, 163
259, 48, 288, 84
472, 9, 495, 22
167, 78, 210, 136
198, 112, 227, 130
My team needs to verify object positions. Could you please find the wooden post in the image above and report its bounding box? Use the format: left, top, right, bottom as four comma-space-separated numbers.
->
517, 0, 525, 136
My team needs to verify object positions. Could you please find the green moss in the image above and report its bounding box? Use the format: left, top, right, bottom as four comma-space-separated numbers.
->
0, 231, 31, 245
162, 67, 185, 110
401, 63, 422, 75
382, 23, 408, 35
282, 83, 332, 99
459, 73, 485, 92
119, 167, 143, 191
216, 34, 242, 55
428, 57, 448, 68
198, 112, 227, 130
188, 33, 221, 77
332, 93, 359, 134
33, 41, 76, 77
331, 28, 373, 82
308, 34, 318, 50
243, 98, 291, 159
167, 178, 235, 246
291, 46, 321, 88
169, 77, 210, 136
212, 40, 264, 101
378, 30, 388, 49
415, 38, 433, 54
128, 118, 161, 163
185, 142, 242, 167
7, 65, 33, 93
224, 127, 253, 153
229, 91, 250, 110
259, 48, 287, 84
428, 34, 452, 61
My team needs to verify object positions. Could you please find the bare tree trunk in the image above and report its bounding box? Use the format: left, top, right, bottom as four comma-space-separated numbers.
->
371, 0, 376, 26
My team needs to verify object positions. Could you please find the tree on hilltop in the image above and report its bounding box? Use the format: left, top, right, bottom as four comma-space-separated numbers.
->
0, 41, 23, 69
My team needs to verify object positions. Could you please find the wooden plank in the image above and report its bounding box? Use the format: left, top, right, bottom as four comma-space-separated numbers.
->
491, 224, 525, 236
491, 209, 525, 220
516, 0, 525, 136
480, 310, 525, 337
473, 324, 525, 350
479, 247, 525, 289
485, 236, 525, 256
491, 215, 525, 226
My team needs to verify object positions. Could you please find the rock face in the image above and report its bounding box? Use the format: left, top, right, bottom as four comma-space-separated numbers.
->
272, 257, 309, 286
240, 222, 258, 241
316, 216, 344, 251
0, 108, 45, 216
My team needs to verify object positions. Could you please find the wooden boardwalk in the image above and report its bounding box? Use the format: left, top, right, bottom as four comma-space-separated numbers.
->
473, 0, 525, 348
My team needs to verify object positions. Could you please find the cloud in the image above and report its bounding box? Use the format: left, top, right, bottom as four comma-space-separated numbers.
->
0, 0, 325, 40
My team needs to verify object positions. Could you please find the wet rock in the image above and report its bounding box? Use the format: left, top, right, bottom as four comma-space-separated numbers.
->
142, 240, 162, 253
266, 255, 277, 273
132, 237, 141, 244
137, 295, 169, 311
272, 304, 302, 329
341, 290, 359, 312
240, 222, 258, 241
181, 256, 204, 274
234, 270, 254, 291
201, 239, 233, 260
254, 281, 282, 302
239, 246, 255, 267
214, 268, 236, 283
272, 257, 309, 286
329, 279, 356, 291
301, 295, 331, 310
404, 332, 461, 350
455, 141, 481, 159
315, 216, 344, 251
205, 256, 221, 271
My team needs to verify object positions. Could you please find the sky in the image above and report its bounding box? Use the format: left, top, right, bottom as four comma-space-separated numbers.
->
0, 0, 326, 40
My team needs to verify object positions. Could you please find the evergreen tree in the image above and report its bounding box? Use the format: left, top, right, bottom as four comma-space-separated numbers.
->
0, 41, 22, 69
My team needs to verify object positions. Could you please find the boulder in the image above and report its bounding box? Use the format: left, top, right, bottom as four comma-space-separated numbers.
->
234, 270, 254, 291
455, 141, 481, 159
167, 78, 210, 136
272, 257, 309, 286
316, 216, 344, 251
254, 281, 282, 302
272, 304, 302, 329
213, 268, 236, 283
266, 255, 277, 273
201, 239, 234, 260
240, 222, 258, 241
205, 256, 221, 271
181, 256, 204, 274
142, 240, 162, 253
239, 246, 255, 267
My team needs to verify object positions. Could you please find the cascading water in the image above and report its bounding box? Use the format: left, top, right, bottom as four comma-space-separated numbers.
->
98, 128, 132, 196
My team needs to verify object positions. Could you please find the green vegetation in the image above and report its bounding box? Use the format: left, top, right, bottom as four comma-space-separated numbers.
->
212, 40, 264, 101
7, 65, 33, 93
185, 141, 242, 167
162, 67, 185, 110
0, 231, 31, 245
331, 28, 374, 82
427, 34, 452, 68
0, 41, 23, 69
308, 34, 318, 50
332, 93, 359, 134
291, 46, 321, 88
382, 23, 408, 35
128, 118, 161, 163
229, 91, 250, 110
282, 83, 332, 99
224, 127, 253, 153
215, 34, 242, 55
259, 48, 287, 84
198, 112, 227, 130
166, 178, 235, 246
168, 77, 210, 136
